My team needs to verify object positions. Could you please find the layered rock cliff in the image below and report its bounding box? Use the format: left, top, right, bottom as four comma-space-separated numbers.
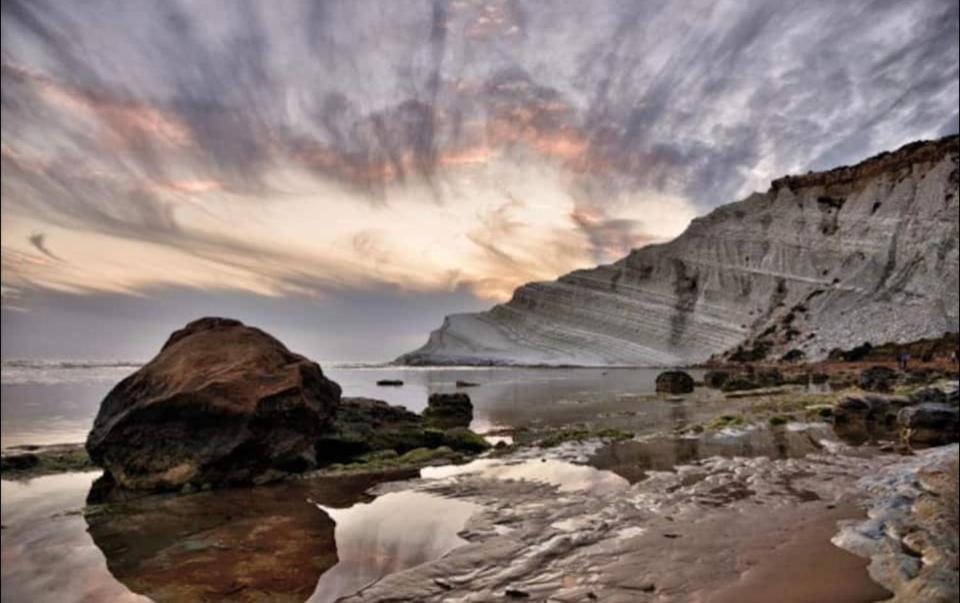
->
399, 135, 960, 366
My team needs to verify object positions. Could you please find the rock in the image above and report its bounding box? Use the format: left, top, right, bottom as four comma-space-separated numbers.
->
376, 379, 404, 386
810, 372, 830, 385
833, 395, 906, 423
909, 387, 947, 405
455, 380, 480, 388
755, 368, 784, 388
655, 371, 695, 394
703, 370, 730, 389
898, 403, 960, 445
423, 393, 474, 429
319, 397, 441, 459
86, 317, 341, 491
720, 375, 760, 392
442, 427, 491, 453
398, 136, 960, 366
0, 453, 39, 473
0, 444, 91, 478
859, 365, 898, 392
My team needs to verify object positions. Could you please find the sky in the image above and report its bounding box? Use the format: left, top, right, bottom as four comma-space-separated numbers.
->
2, 0, 958, 362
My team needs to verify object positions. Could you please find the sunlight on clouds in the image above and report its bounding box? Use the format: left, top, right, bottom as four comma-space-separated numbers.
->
2, 153, 697, 304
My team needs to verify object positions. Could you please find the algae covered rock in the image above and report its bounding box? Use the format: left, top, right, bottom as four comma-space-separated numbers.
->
423, 393, 474, 429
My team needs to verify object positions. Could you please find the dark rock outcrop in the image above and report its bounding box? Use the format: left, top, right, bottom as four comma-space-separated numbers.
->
703, 370, 731, 389
655, 371, 695, 394
319, 397, 441, 460
909, 387, 947, 405
859, 366, 898, 392
834, 395, 909, 424
898, 404, 960, 446
86, 317, 341, 491
423, 393, 474, 429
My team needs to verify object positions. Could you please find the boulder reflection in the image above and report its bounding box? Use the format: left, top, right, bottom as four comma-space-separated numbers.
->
84, 473, 400, 602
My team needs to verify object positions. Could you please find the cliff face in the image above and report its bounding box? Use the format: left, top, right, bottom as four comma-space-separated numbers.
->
399, 136, 960, 366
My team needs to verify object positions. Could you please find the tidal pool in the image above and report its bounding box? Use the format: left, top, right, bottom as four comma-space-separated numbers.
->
310, 491, 479, 601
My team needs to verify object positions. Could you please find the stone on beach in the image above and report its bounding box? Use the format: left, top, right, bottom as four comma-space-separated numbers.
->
859, 365, 898, 392
423, 393, 474, 429
85, 317, 341, 491
898, 404, 960, 445
655, 371, 695, 394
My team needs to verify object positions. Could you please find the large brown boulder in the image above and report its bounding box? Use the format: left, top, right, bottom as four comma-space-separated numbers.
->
86, 317, 341, 491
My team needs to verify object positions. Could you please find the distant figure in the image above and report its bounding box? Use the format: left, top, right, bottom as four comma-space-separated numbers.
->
902, 353, 911, 371
896, 351, 909, 371
951, 350, 958, 365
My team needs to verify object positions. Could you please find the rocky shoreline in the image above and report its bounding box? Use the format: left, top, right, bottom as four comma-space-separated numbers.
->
3, 319, 958, 602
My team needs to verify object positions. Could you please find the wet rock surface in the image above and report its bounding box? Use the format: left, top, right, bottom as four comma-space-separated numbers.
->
340, 439, 907, 602
833, 445, 959, 602
85, 317, 341, 491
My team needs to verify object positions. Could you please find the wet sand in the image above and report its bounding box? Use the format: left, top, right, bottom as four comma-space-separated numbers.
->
703, 502, 891, 603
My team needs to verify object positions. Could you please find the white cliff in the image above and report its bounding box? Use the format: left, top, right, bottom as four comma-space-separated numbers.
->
399, 136, 960, 366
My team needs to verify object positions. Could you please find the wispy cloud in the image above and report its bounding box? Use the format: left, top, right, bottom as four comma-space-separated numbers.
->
1, 0, 957, 309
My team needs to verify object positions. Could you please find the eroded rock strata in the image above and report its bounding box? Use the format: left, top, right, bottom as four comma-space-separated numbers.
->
400, 135, 959, 366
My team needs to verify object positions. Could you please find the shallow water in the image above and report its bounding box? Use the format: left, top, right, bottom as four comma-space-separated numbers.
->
310, 491, 479, 601
1, 362, 703, 448
0, 472, 149, 603
589, 424, 838, 483
423, 457, 629, 495
1, 362, 896, 602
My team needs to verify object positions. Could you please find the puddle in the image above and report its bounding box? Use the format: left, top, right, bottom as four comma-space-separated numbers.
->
309, 491, 479, 601
1, 472, 150, 603
589, 424, 838, 483
422, 457, 629, 495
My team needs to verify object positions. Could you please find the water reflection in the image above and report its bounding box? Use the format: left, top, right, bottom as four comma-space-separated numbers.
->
309, 491, 479, 601
3, 367, 705, 449
589, 425, 835, 483
422, 457, 629, 495
1, 383, 112, 448
327, 367, 707, 433
83, 472, 410, 602
1, 472, 149, 603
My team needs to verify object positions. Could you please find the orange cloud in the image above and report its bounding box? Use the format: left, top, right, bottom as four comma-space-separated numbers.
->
3, 63, 191, 151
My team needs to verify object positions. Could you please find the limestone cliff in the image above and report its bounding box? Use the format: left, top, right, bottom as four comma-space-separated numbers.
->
399, 136, 960, 366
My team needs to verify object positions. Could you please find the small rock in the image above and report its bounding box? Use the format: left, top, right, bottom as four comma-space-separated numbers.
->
859, 365, 898, 392
0, 453, 40, 472
898, 403, 959, 445
376, 379, 404, 386
455, 380, 479, 388
655, 371, 695, 394
909, 387, 946, 405
423, 393, 474, 429
703, 370, 731, 389
505, 588, 530, 598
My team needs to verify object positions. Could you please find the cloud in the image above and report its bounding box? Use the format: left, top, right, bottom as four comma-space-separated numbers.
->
0, 0, 957, 318
27, 232, 61, 261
